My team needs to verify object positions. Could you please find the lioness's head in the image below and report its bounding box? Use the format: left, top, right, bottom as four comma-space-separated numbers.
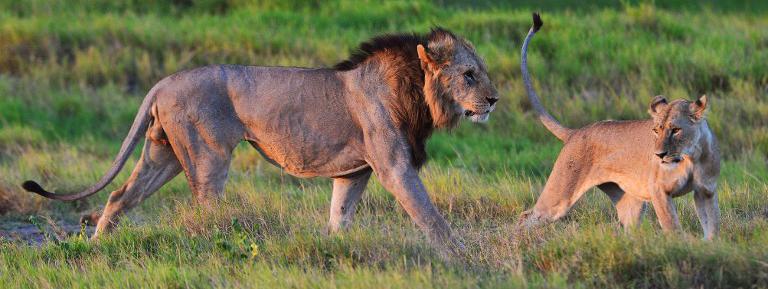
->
416, 29, 499, 124
648, 95, 709, 164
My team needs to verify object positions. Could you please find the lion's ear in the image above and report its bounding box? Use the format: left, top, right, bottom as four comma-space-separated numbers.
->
690, 94, 708, 122
416, 44, 436, 72
648, 95, 668, 117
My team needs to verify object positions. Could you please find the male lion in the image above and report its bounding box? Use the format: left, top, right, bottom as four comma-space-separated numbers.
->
22, 28, 499, 252
517, 14, 720, 239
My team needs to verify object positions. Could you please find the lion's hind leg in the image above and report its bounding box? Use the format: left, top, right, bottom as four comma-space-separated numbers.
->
327, 169, 372, 233
163, 122, 239, 204
598, 182, 646, 230
93, 139, 182, 239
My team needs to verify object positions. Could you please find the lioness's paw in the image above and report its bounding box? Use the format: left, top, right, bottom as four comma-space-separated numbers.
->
79, 211, 101, 226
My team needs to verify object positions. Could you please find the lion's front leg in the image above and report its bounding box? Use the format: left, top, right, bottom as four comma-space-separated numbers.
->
374, 163, 462, 255
327, 169, 372, 233
361, 128, 462, 256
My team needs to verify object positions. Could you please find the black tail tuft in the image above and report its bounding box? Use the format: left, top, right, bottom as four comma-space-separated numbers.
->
22, 180, 47, 194
532, 13, 543, 32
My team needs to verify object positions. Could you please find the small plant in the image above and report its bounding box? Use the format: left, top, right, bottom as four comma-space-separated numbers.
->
28, 215, 55, 243
214, 218, 260, 260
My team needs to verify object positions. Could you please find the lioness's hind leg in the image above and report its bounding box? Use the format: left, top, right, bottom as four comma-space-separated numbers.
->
598, 183, 646, 229
518, 156, 597, 229
93, 140, 182, 239
328, 169, 372, 233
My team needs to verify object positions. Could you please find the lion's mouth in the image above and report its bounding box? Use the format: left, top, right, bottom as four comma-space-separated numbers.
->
464, 107, 492, 117
464, 111, 490, 122
463, 107, 492, 123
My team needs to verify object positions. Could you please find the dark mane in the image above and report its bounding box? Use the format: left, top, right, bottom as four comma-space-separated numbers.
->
334, 28, 462, 168
334, 33, 426, 71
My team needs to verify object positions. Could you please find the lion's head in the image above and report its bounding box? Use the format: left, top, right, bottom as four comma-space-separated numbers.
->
648, 95, 709, 164
417, 29, 499, 125
332, 28, 498, 167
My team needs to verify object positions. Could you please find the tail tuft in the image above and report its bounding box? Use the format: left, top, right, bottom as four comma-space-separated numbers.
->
22, 180, 47, 194
532, 13, 543, 32
522, 11, 572, 141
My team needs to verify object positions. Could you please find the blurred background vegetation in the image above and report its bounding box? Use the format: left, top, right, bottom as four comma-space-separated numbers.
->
0, 1, 766, 288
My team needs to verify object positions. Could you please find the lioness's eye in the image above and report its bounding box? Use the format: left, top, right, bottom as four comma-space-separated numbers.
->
652, 128, 660, 135
463, 71, 476, 85
671, 128, 681, 135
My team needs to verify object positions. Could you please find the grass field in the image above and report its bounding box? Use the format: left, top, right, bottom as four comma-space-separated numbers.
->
1, 0, 767, 288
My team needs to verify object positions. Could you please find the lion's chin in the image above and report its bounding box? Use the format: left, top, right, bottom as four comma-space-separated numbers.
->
469, 113, 490, 123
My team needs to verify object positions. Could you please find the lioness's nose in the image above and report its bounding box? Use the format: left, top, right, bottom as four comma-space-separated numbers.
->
655, 151, 668, 159
486, 97, 498, 106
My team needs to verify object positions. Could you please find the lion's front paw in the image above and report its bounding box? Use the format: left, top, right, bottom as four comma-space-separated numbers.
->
432, 236, 469, 262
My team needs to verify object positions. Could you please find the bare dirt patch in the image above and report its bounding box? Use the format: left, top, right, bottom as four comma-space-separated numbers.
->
0, 220, 94, 245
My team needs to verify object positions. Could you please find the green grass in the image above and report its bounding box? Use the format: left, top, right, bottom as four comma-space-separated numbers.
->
0, 0, 766, 288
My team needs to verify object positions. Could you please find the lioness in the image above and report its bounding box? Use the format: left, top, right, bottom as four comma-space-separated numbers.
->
517, 14, 720, 239
22, 28, 499, 252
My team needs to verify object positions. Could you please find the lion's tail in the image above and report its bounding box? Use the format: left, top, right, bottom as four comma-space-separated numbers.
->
22, 88, 158, 201
521, 13, 572, 142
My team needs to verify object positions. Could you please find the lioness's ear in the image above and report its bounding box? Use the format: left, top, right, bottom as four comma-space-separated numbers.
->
417, 44, 436, 72
648, 95, 668, 116
690, 94, 708, 122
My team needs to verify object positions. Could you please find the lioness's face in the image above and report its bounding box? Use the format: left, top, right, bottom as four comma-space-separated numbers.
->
417, 29, 499, 123
648, 95, 709, 164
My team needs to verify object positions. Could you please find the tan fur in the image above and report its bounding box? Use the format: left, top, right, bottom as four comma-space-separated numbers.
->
23, 29, 499, 255
518, 14, 721, 239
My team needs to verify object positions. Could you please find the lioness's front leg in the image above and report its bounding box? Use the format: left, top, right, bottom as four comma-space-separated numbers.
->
650, 189, 681, 233
328, 169, 372, 233
599, 183, 646, 229
694, 186, 719, 240
693, 153, 720, 240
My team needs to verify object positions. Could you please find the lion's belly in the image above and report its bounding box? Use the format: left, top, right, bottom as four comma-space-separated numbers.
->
240, 109, 369, 178
246, 135, 369, 178
223, 65, 370, 178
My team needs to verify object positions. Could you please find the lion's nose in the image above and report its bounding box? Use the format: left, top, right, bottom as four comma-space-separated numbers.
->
655, 151, 668, 159
486, 97, 498, 106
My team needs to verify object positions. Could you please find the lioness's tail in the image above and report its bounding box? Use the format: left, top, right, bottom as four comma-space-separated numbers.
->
522, 13, 572, 141
22, 89, 158, 201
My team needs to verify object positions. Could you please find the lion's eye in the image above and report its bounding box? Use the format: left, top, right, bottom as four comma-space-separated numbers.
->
463, 71, 476, 85
671, 128, 681, 135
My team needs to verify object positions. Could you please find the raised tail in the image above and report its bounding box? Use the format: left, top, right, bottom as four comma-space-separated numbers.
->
521, 13, 572, 141
22, 89, 158, 201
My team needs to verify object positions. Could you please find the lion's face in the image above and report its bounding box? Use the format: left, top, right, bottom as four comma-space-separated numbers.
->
648, 95, 708, 164
417, 29, 499, 123
440, 44, 498, 122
